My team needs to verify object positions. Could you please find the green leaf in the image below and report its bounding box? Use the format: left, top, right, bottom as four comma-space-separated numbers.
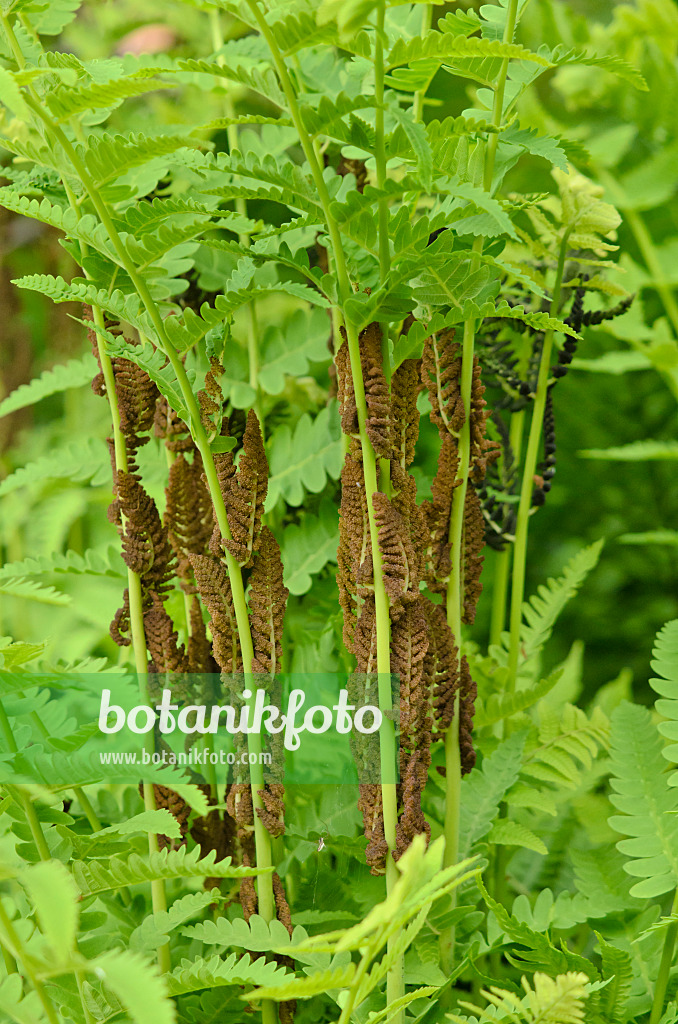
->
91, 950, 174, 1024
608, 701, 678, 898
487, 819, 548, 855
0, 439, 110, 496
649, 619, 678, 778
73, 847, 266, 897
131, 891, 220, 952
266, 403, 343, 509
21, 860, 79, 962
458, 731, 526, 860
0, 355, 99, 419
258, 308, 331, 395
580, 440, 678, 461
0, 545, 124, 581
0, 974, 45, 1024
0, 579, 70, 606
165, 952, 291, 997
280, 501, 338, 595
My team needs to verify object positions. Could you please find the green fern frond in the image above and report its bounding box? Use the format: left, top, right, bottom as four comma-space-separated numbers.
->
457, 971, 589, 1024
130, 891, 221, 953
474, 671, 563, 730
0, 973, 45, 1024
649, 619, 678, 777
547, 45, 648, 91
176, 58, 286, 107
246, 964, 356, 1003
73, 847, 267, 897
521, 704, 609, 791
266, 403, 343, 509
458, 731, 526, 860
77, 131, 203, 186
487, 819, 548, 856
386, 31, 552, 72
166, 952, 291, 997
595, 934, 633, 1024
184, 914, 304, 954
0, 438, 110, 496
609, 701, 678, 898
89, 949, 173, 1024
0, 545, 124, 581
0, 578, 71, 606
0, 190, 119, 262
280, 501, 338, 595
0, 354, 98, 419
44, 73, 175, 123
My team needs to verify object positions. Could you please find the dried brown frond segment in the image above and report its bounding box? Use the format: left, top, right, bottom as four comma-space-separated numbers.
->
422, 329, 464, 437
249, 527, 289, 675
338, 453, 370, 653
165, 451, 213, 587
372, 492, 420, 607
110, 590, 131, 647
226, 782, 257, 919
273, 872, 293, 934
391, 359, 421, 468
396, 751, 431, 860
390, 465, 427, 585
358, 783, 388, 873
197, 356, 224, 436
354, 596, 377, 674
462, 486, 485, 625
189, 553, 240, 672
423, 602, 459, 731
154, 395, 193, 453
361, 322, 392, 458
186, 597, 217, 673
392, 599, 430, 755
151, 785, 191, 850
421, 434, 459, 592
335, 330, 358, 436
469, 356, 501, 484
114, 356, 159, 438
190, 783, 237, 890
256, 782, 285, 838
224, 410, 268, 567
459, 656, 477, 774
144, 593, 188, 673
116, 471, 175, 596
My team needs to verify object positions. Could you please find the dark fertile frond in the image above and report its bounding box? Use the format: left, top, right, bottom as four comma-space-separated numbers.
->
150, 785, 191, 851
338, 451, 370, 653
197, 356, 224, 438
190, 783, 237, 889
187, 597, 218, 673
423, 602, 459, 732
358, 783, 388, 874
189, 553, 240, 672
116, 470, 175, 595
143, 593, 188, 673
421, 434, 459, 592
248, 527, 289, 675
391, 358, 421, 468
354, 596, 377, 674
372, 491, 420, 608
360, 322, 392, 458
396, 751, 431, 860
459, 655, 477, 774
422, 329, 464, 437
462, 485, 486, 625
256, 782, 286, 838
223, 410, 268, 567
154, 395, 193, 453
335, 331, 358, 436
165, 451, 214, 588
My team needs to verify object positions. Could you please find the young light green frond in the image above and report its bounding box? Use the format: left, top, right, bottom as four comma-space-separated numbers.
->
458, 731, 526, 860
0, 438, 110, 497
609, 701, 678, 898
258, 307, 331, 395
649, 619, 678, 774
474, 671, 563, 730
21, 860, 80, 962
465, 972, 589, 1024
77, 132, 203, 186
130, 891, 221, 953
298, 92, 376, 144
521, 704, 609, 792
266, 403, 343, 509
386, 31, 552, 72
0, 974, 46, 1024
0, 354, 98, 419
510, 541, 603, 666
184, 914, 305, 954
0, 545, 124, 581
90, 950, 174, 1024
44, 74, 175, 123
165, 952, 292, 997
487, 820, 548, 856
13, 276, 154, 342
73, 846, 267, 897
0, 190, 119, 262
0, 578, 71, 606
547, 45, 648, 91
246, 963, 356, 1003
176, 58, 286, 108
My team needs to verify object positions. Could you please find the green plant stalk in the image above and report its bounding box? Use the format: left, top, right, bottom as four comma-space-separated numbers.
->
209, 8, 265, 435
243, 2, 402, 1010
649, 890, 678, 1024
440, 0, 520, 975
489, 395, 527, 648
507, 230, 571, 688
0, 899, 60, 1024
0, 698, 51, 862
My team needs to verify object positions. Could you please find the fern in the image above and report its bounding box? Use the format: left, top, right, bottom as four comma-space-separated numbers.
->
0, 545, 124, 581
73, 847, 265, 896
0, 974, 46, 1024
650, 619, 678, 778
130, 891, 221, 953
0, 354, 98, 418
266, 403, 343, 509
580, 441, 678, 461
596, 934, 634, 1024
458, 732, 526, 860
385, 32, 551, 73
0, 579, 71, 606
0, 439, 110, 496
280, 501, 338, 595
609, 701, 678, 898
89, 949, 173, 1024
452, 972, 589, 1024
165, 952, 291, 997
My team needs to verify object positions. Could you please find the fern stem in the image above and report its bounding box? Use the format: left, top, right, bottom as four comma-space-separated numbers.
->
440, 0, 521, 977
0, 899, 60, 1024
412, 4, 434, 124
650, 890, 678, 1024
507, 229, 570, 690
374, 1, 390, 285
489, 396, 526, 649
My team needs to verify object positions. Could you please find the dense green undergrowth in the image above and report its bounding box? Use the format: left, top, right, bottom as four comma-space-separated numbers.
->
0, 1, 678, 1023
